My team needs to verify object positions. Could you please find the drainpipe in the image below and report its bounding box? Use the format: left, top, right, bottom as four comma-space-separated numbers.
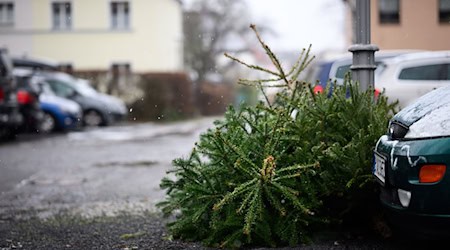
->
348, 0, 378, 92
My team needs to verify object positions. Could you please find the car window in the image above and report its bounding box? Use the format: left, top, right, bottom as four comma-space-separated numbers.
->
75, 80, 98, 96
335, 61, 385, 80
398, 64, 447, 81
318, 62, 333, 85
40, 83, 56, 96
448, 64, 450, 80
335, 64, 351, 79
46, 80, 76, 97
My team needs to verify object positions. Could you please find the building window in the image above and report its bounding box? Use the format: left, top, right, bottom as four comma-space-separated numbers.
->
439, 0, 450, 24
111, 1, 130, 29
379, 0, 400, 24
0, 2, 14, 25
52, 2, 71, 30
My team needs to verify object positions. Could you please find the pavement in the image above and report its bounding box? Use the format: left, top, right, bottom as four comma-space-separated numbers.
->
0, 116, 218, 219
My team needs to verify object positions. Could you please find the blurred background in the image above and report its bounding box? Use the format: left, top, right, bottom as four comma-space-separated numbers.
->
1, 0, 449, 123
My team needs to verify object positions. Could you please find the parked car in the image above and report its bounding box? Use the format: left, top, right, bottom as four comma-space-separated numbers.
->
13, 68, 83, 133
33, 71, 127, 127
375, 50, 450, 108
0, 48, 23, 140
13, 70, 45, 133
307, 50, 423, 94
373, 85, 450, 237
36, 78, 83, 133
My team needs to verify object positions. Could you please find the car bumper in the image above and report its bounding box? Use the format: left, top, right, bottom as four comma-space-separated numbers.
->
0, 105, 23, 128
19, 105, 45, 131
62, 116, 82, 130
374, 135, 450, 235
382, 200, 450, 238
109, 112, 126, 123
56, 112, 83, 131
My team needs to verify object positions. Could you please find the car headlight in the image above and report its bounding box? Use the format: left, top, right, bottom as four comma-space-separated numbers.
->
60, 103, 82, 115
388, 121, 408, 140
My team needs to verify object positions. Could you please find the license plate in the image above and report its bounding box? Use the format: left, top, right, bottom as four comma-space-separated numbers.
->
373, 152, 386, 185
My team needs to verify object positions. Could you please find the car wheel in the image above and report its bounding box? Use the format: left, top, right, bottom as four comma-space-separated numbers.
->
83, 110, 103, 127
0, 128, 17, 141
39, 112, 56, 133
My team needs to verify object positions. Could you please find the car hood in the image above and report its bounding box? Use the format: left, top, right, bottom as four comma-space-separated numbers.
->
392, 85, 450, 138
393, 85, 450, 126
95, 93, 127, 114
40, 94, 82, 114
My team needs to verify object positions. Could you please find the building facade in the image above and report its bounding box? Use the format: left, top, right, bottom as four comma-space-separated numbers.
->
0, 0, 183, 73
345, 0, 450, 51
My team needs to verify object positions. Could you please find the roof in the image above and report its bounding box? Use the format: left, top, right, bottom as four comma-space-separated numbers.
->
12, 56, 60, 71
381, 50, 450, 65
12, 67, 34, 77
316, 49, 426, 64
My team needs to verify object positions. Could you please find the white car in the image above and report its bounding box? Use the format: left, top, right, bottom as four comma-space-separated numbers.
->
375, 50, 450, 108
306, 49, 423, 92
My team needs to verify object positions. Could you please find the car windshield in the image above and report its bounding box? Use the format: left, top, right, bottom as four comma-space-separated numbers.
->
40, 82, 56, 96
50, 73, 98, 97
74, 79, 98, 96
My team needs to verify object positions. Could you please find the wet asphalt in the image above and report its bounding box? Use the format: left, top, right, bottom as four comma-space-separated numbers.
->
0, 117, 217, 219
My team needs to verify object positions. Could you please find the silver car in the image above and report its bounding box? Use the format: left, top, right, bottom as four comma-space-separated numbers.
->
34, 71, 127, 127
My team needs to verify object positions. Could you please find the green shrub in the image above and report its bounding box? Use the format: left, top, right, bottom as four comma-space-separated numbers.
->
129, 73, 195, 122
157, 25, 397, 248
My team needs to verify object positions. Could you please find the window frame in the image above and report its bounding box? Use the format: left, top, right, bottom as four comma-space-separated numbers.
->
51, 1, 72, 30
378, 0, 400, 24
439, 0, 450, 24
110, 1, 130, 30
0, 1, 14, 26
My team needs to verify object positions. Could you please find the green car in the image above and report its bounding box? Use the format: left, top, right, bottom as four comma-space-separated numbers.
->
373, 85, 450, 236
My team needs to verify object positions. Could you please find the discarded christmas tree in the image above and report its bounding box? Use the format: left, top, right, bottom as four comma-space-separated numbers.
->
157, 24, 397, 248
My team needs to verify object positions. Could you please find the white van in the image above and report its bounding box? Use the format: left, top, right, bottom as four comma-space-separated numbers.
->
375, 51, 450, 108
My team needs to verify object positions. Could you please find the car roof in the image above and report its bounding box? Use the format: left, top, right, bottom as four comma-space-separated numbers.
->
12, 56, 60, 71
12, 67, 34, 77
379, 50, 450, 65
315, 49, 425, 64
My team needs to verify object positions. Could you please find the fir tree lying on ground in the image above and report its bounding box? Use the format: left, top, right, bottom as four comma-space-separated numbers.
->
157, 24, 397, 248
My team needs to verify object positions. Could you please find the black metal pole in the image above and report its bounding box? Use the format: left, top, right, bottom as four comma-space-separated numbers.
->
348, 0, 378, 92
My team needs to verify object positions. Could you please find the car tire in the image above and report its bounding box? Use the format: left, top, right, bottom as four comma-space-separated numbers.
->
0, 128, 17, 141
83, 109, 104, 127
39, 112, 56, 133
